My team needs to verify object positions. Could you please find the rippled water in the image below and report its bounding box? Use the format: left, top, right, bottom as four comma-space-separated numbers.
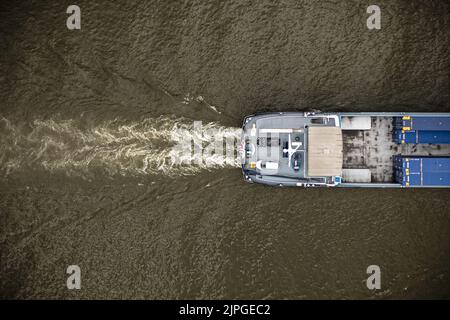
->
0, 0, 449, 299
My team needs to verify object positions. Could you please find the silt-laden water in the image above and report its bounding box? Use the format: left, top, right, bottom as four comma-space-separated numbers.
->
0, 0, 449, 299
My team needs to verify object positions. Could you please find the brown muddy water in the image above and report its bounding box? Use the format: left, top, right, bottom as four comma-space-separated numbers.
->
1, 0, 449, 299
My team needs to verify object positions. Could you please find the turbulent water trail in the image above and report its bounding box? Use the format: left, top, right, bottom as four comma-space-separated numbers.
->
0, 117, 241, 177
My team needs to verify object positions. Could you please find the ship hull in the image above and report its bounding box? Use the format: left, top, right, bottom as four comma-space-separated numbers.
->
240, 112, 450, 188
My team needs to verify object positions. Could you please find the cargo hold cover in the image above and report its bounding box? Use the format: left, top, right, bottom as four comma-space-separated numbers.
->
307, 126, 343, 176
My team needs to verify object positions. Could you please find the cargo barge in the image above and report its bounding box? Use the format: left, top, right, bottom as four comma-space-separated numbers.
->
240, 112, 450, 187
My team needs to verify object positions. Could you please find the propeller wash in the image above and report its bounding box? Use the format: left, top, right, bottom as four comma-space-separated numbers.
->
0, 117, 242, 177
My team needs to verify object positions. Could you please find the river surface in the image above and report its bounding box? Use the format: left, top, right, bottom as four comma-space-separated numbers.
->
0, 0, 449, 299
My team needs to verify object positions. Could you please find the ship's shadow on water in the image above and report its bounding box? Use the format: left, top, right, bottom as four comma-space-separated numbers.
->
0, 117, 241, 178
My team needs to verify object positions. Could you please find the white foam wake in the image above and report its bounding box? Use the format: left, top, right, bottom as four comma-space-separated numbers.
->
0, 117, 242, 177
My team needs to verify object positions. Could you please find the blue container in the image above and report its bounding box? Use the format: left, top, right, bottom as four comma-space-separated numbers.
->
393, 130, 450, 144
409, 117, 450, 131
423, 172, 450, 186
407, 158, 421, 173
422, 158, 450, 172
395, 117, 450, 131
418, 131, 450, 144
393, 130, 417, 144
393, 156, 450, 187
406, 173, 422, 186
393, 130, 401, 143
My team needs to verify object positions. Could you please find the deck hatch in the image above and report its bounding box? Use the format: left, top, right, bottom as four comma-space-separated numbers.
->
307, 126, 343, 177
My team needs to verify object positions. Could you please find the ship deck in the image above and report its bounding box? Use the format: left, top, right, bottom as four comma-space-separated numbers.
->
342, 117, 450, 182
